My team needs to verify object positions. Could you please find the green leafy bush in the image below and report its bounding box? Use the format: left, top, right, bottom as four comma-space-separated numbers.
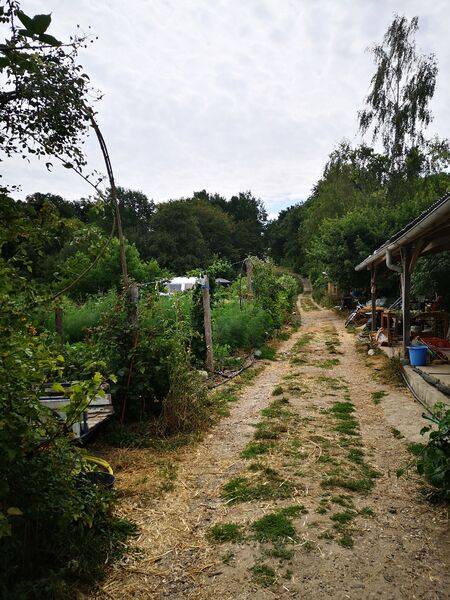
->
417, 405, 450, 497
213, 301, 269, 351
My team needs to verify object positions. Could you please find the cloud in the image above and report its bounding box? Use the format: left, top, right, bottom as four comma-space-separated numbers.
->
4, 0, 449, 215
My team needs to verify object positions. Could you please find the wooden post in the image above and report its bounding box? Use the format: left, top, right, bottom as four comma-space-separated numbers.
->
55, 307, 64, 344
202, 276, 214, 372
129, 284, 139, 327
370, 264, 377, 334
401, 246, 412, 358
245, 257, 253, 297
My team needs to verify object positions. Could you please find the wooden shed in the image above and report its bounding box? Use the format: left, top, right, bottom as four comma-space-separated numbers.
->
355, 191, 450, 356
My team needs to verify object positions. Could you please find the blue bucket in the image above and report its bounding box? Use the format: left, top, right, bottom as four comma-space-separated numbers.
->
408, 345, 428, 366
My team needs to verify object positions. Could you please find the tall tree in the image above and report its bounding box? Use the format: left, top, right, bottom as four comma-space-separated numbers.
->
359, 15, 437, 170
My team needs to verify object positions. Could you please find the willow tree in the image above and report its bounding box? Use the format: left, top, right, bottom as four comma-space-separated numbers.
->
359, 15, 438, 171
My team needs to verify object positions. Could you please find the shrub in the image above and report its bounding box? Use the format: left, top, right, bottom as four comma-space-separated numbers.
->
213, 301, 269, 351
0, 261, 130, 597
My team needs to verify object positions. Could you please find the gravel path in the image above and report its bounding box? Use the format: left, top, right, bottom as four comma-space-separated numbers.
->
97, 293, 449, 600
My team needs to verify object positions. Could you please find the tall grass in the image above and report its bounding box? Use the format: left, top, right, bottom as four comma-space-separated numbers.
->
213, 300, 270, 351
38, 291, 118, 342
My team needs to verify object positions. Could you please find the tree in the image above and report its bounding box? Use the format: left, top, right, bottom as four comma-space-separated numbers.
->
0, 1, 94, 172
148, 199, 208, 273
359, 15, 438, 170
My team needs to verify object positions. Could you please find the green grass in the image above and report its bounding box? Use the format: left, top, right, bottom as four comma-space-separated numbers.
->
222, 476, 295, 504
207, 523, 243, 543
347, 448, 364, 465
250, 563, 276, 587
316, 358, 340, 369
330, 494, 354, 508
339, 533, 354, 548
292, 333, 314, 351
267, 544, 294, 560
259, 345, 277, 360
254, 422, 281, 440
330, 510, 356, 525
371, 390, 387, 404
240, 440, 273, 459
252, 507, 304, 543
261, 398, 291, 419
272, 385, 284, 396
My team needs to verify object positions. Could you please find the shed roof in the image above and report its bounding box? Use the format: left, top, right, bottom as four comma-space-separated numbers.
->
355, 190, 450, 271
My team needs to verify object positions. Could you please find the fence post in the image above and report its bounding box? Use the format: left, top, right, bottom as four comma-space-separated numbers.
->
55, 307, 64, 345
202, 275, 214, 372
245, 257, 253, 298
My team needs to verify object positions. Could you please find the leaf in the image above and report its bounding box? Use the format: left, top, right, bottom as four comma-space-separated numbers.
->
52, 382, 65, 393
63, 162, 73, 169
0, 57, 9, 69
7, 507, 23, 516
32, 14, 52, 35
56, 355, 65, 363
16, 10, 35, 32
38, 32, 61, 47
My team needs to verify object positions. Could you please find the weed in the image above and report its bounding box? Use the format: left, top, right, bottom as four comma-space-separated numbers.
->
241, 441, 273, 459
278, 332, 290, 341
359, 507, 375, 517
316, 506, 328, 514
302, 540, 315, 552
272, 385, 284, 396
250, 563, 276, 587
407, 442, 425, 456
158, 461, 178, 493
267, 544, 294, 560
318, 530, 334, 540
207, 523, 243, 543
247, 463, 279, 478
380, 356, 405, 387
371, 390, 387, 404
339, 533, 354, 548
391, 428, 404, 439
222, 550, 235, 564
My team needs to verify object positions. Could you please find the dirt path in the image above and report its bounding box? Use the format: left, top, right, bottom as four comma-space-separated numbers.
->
97, 293, 449, 600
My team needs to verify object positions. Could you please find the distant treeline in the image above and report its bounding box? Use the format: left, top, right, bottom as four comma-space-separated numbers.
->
266, 141, 450, 303
9, 189, 268, 299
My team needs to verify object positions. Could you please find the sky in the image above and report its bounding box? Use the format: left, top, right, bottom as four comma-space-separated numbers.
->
2, 0, 449, 218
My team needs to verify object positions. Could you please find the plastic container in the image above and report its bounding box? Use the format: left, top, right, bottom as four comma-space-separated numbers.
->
408, 345, 428, 366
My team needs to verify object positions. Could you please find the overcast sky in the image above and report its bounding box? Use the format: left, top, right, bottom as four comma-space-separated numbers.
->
2, 0, 449, 217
